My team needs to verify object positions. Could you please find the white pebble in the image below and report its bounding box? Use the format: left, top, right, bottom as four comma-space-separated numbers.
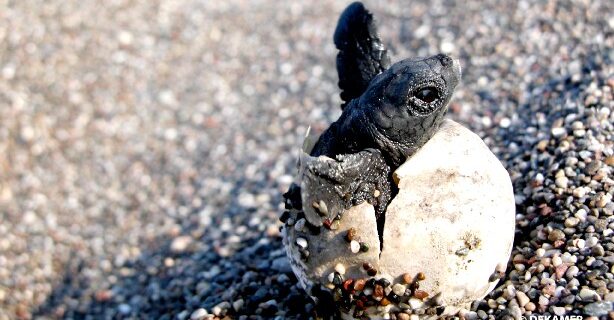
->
552, 306, 566, 316
500, 117, 511, 128
408, 298, 424, 309
536, 248, 546, 258
587, 236, 599, 247
350, 240, 360, 253
552, 256, 562, 267
516, 291, 530, 307
328, 272, 335, 283
392, 283, 407, 296
575, 209, 588, 221
574, 239, 586, 249
551, 127, 566, 137
296, 237, 308, 249
190, 308, 209, 320
334, 263, 346, 275
555, 176, 568, 188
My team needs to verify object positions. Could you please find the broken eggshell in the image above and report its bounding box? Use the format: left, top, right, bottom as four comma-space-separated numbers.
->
282, 120, 515, 318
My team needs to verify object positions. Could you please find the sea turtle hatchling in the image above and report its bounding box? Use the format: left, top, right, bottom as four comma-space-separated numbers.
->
281, 2, 515, 319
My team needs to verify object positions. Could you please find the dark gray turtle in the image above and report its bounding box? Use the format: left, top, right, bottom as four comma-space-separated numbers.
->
283, 1, 461, 239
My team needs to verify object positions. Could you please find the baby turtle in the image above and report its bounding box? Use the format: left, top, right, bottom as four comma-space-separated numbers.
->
284, 2, 461, 235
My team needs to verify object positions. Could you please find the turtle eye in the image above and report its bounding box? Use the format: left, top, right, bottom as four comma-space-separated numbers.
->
414, 87, 439, 103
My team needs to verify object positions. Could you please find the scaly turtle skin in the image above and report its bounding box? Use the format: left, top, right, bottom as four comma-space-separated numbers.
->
284, 1, 461, 243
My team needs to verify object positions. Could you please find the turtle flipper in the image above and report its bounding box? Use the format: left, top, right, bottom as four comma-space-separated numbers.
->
334, 2, 391, 109
301, 149, 391, 227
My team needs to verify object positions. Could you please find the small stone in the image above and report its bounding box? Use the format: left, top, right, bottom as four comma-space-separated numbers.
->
294, 218, 306, 232
516, 291, 530, 307
536, 248, 546, 257
551, 127, 566, 137
296, 237, 308, 249
380, 297, 391, 306
318, 200, 329, 215
583, 301, 613, 317
350, 240, 360, 253
367, 268, 377, 276
402, 273, 413, 284
408, 298, 423, 309
525, 302, 536, 312
170, 236, 193, 253
191, 308, 209, 320
538, 295, 549, 305
118, 304, 132, 315
345, 228, 356, 242
397, 313, 410, 320
552, 306, 566, 316
271, 257, 292, 273
392, 283, 406, 296
374, 284, 384, 299
353, 279, 366, 291
416, 272, 426, 281
565, 217, 580, 227
555, 176, 568, 188
596, 194, 612, 208
477, 310, 488, 319
593, 245, 605, 256
414, 290, 429, 299
548, 229, 565, 242
552, 255, 562, 267
555, 264, 568, 279
342, 279, 354, 292
232, 299, 244, 312
212, 302, 230, 316
334, 263, 346, 275
359, 242, 369, 252
579, 288, 599, 302
328, 272, 335, 283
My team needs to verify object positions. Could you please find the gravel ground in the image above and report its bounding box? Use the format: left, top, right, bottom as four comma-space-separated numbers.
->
0, 0, 612, 319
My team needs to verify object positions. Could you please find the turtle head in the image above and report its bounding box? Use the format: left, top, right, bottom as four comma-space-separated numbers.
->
357, 53, 461, 166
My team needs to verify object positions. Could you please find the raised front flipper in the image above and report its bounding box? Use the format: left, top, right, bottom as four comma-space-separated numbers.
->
334, 2, 391, 109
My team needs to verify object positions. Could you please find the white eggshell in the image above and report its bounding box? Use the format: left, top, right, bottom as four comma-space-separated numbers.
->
283, 120, 515, 318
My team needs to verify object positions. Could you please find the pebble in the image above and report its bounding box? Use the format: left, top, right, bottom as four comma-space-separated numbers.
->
294, 218, 306, 232
516, 291, 530, 307
334, 263, 346, 275
350, 240, 360, 253
583, 301, 613, 316
579, 288, 599, 302
118, 304, 132, 315
190, 308, 209, 320
170, 236, 193, 253
552, 306, 566, 316
392, 284, 406, 296
232, 299, 244, 311
295, 237, 308, 249
548, 229, 565, 242
402, 273, 413, 284
555, 176, 569, 188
